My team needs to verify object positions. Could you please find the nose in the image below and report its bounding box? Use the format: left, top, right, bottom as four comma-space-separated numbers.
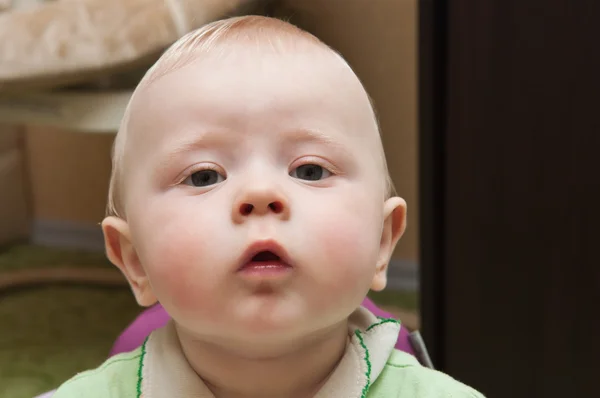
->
232, 184, 291, 223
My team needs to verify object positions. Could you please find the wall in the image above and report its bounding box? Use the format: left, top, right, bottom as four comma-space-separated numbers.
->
0, 125, 29, 244
24, 127, 113, 249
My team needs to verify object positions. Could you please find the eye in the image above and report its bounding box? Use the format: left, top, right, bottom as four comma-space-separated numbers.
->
290, 164, 332, 181
183, 169, 226, 187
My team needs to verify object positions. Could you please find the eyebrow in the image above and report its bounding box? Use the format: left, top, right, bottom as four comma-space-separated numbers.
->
279, 129, 352, 156
157, 131, 237, 169
156, 128, 351, 169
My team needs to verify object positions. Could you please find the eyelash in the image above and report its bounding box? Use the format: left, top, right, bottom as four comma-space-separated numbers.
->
291, 156, 341, 176
177, 163, 225, 184
174, 157, 340, 185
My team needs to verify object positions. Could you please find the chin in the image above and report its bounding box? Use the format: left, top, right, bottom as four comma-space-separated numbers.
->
238, 308, 348, 341
230, 306, 314, 338
237, 313, 302, 335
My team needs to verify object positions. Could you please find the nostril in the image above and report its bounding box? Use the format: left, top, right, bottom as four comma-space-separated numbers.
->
240, 203, 254, 215
269, 201, 284, 213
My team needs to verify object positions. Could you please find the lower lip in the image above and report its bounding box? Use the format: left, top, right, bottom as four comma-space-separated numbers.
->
238, 261, 292, 279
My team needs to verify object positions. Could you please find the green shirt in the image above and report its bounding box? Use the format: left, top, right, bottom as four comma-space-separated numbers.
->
53, 308, 485, 398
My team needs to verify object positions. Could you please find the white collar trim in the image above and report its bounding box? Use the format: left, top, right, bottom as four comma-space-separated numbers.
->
141, 307, 402, 398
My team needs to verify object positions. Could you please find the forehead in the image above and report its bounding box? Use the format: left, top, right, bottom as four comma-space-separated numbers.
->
125, 49, 380, 160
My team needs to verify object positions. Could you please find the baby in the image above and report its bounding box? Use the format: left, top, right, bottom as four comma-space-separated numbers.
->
53, 15, 484, 398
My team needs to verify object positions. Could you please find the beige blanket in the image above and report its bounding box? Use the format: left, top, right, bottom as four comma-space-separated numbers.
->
0, 0, 259, 92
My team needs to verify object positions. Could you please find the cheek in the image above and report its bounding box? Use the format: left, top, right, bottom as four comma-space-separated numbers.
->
323, 189, 381, 259
129, 198, 231, 315
303, 193, 383, 293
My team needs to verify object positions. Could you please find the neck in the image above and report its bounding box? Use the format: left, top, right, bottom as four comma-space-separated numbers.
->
176, 321, 349, 398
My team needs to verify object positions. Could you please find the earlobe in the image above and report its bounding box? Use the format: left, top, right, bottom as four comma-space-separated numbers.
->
102, 216, 157, 307
371, 197, 407, 291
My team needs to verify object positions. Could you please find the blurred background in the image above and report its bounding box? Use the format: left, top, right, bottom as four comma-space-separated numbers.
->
0, 0, 598, 397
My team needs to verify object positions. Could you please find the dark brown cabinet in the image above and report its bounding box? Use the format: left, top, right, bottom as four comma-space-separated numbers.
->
419, 1, 600, 396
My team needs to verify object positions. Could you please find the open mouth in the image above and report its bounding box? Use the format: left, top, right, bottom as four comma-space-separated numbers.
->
238, 240, 293, 274
251, 251, 281, 262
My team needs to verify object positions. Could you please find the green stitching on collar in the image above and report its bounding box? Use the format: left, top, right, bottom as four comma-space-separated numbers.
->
352, 316, 401, 396
354, 330, 371, 398
136, 336, 150, 398
366, 317, 400, 332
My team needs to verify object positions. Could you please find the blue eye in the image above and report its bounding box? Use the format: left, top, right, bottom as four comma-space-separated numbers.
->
290, 164, 332, 181
183, 169, 225, 187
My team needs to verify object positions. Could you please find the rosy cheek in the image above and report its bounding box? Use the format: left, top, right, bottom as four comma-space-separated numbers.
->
319, 196, 380, 261
133, 207, 221, 312
311, 206, 381, 290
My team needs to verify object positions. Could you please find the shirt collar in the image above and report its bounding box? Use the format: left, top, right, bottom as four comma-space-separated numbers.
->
141, 306, 402, 398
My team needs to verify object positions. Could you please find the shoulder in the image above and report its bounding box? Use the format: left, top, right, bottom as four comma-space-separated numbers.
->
52, 347, 143, 398
367, 350, 486, 398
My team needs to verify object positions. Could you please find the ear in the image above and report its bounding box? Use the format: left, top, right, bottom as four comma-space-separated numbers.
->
102, 216, 157, 307
371, 197, 407, 292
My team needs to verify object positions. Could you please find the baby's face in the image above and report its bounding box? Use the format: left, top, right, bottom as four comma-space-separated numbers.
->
121, 49, 396, 343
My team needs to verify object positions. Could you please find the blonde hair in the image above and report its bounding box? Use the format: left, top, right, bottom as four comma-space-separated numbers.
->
106, 15, 394, 219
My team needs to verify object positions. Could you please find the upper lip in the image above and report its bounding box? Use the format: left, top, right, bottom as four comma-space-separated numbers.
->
238, 239, 293, 269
